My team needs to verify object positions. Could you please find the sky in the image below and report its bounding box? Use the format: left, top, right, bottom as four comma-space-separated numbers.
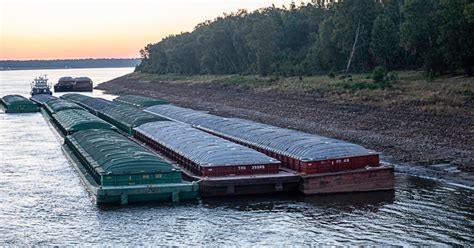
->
0, 0, 297, 60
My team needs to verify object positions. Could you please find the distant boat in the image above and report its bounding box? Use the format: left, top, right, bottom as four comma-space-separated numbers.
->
73, 77, 93, 92
31, 75, 52, 95
54, 76, 75, 92
53, 76, 93, 92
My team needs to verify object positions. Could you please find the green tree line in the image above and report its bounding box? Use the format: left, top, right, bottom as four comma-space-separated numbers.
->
136, 0, 474, 77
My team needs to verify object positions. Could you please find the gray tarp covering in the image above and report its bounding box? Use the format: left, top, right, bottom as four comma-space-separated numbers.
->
80, 98, 112, 113
30, 94, 57, 105
135, 121, 280, 167
145, 105, 377, 162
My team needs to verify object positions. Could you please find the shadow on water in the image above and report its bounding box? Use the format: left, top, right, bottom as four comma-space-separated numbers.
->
199, 190, 395, 213
97, 190, 395, 213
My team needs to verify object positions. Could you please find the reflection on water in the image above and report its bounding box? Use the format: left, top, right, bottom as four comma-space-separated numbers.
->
0, 68, 473, 245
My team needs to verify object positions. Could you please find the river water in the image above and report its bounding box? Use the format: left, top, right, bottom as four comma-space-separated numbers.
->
0, 68, 472, 245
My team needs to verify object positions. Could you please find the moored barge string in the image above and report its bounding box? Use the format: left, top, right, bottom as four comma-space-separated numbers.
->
144, 104, 395, 194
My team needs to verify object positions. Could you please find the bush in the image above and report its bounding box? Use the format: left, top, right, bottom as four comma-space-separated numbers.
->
328, 71, 335, 78
372, 66, 385, 83
344, 81, 378, 90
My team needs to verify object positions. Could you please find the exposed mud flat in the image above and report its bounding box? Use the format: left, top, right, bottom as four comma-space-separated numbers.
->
97, 74, 474, 188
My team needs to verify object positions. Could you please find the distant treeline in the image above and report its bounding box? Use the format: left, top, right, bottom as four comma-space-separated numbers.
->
137, 0, 474, 76
0, 58, 141, 70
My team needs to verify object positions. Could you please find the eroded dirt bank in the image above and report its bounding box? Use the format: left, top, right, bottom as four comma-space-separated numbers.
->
97, 74, 474, 187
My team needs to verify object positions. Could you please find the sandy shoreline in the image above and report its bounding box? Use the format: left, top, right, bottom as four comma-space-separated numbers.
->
96, 73, 474, 188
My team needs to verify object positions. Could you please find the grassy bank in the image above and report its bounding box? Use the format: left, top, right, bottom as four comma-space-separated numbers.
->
127, 71, 474, 115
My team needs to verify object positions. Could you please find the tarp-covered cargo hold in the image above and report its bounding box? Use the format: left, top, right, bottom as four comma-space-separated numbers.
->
30, 94, 58, 106
113, 95, 168, 108
44, 99, 84, 115
134, 121, 281, 177
51, 109, 115, 135
1, 95, 40, 113
98, 103, 168, 135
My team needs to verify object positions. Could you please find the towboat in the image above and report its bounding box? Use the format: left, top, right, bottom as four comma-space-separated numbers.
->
31, 75, 52, 95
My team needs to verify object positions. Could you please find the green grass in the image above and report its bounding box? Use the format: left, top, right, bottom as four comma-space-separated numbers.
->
126, 71, 474, 114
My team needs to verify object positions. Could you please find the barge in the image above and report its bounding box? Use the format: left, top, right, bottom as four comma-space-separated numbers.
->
30, 94, 57, 106
144, 105, 395, 194
97, 103, 167, 135
54, 77, 75, 92
44, 99, 84, 116
72, 77, 93, 92
113, 95, 168, 108
60, 93, 112, 115
54, 77, 93, 92
0, 95, 39, 113
134, 121, 300, 197
51, 109, 116, 135
63, 129, 198, 205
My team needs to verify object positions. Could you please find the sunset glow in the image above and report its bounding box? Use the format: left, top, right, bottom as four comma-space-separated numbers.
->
1, 0, 295, 60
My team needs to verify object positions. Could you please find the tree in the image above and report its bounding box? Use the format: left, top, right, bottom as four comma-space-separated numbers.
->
247, 16, 282, 76
331, 0, 378, 75
371, 14, 398, 69
438, 0, 474, 75
400, 0, 443, 73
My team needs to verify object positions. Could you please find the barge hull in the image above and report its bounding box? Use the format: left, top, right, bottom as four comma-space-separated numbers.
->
299, 165, 394, 194
62, 144, 198, 205
183, 170, 300, 197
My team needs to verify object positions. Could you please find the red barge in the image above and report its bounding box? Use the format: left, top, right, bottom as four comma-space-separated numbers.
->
133, 121, 300, 197
144, 105, 395, 195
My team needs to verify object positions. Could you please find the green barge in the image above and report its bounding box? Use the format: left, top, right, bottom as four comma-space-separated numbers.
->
0, 95, 39, 113
51, 109, 116, 136
113, 95, 168, 108
63, 129, 198, 205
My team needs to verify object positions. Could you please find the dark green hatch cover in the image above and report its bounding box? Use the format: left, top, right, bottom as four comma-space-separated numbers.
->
52, 109, 115, 134
44, 99, 84, 114
113, 95, 168, 108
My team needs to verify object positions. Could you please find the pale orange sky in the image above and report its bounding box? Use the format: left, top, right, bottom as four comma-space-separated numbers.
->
1, 0, 297, 60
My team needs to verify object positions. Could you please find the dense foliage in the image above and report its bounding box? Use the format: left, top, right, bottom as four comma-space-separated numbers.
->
137, 0, 474, 76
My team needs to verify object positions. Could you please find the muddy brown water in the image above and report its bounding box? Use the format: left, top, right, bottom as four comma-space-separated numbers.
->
1, 68, 473, 245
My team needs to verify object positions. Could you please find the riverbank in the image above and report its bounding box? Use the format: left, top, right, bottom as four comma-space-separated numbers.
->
96, 71, 474, 188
